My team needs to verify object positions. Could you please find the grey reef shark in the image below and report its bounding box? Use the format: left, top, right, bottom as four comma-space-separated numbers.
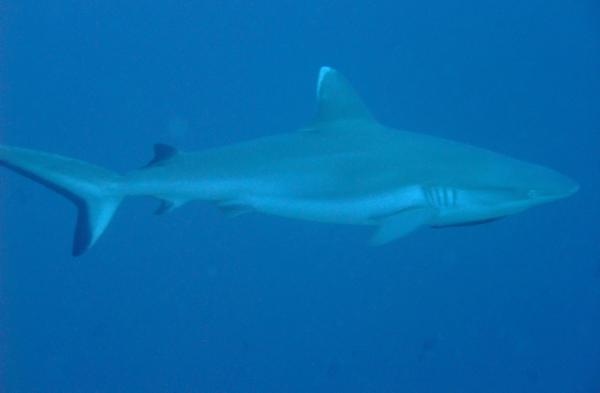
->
0, 67, 579, 256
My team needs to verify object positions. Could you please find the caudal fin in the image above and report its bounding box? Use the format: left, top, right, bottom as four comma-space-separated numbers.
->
0, 145, 124, 256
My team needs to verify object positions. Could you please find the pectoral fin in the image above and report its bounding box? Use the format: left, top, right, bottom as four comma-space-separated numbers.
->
154, 199, 186, 215
370, 207, 436, 246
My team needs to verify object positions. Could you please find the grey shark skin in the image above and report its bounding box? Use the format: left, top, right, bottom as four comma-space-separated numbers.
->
0, 67, 579, 255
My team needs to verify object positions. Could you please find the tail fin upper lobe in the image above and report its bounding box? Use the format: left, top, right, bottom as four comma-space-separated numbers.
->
0, 145, 123, 256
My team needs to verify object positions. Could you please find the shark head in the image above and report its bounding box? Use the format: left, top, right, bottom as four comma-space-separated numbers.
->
440, 158, 580, 226
511, 162, 579, 206
527, 168, 579, 201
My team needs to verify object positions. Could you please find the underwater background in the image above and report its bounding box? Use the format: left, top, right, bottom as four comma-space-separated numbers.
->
1, 1, 599, 392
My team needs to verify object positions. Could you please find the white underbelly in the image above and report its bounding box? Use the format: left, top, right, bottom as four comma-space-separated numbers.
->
424, 186, 524, 226
245, 185, 427, 224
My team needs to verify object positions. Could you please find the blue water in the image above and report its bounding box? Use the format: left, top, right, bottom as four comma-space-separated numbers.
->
1, 1, 599, 392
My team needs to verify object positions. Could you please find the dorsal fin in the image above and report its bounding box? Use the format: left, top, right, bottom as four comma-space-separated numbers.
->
144, 143, 179, 168
313, 66, 374, 125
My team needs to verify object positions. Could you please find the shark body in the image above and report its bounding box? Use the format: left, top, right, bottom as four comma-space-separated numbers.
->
0, 67, 578, 255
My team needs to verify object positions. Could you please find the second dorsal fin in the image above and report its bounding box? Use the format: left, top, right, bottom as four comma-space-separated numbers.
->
313, 66, 375, 125
144, 143, 179, 168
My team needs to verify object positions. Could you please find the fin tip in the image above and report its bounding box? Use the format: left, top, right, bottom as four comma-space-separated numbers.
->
317, 66, 335, 97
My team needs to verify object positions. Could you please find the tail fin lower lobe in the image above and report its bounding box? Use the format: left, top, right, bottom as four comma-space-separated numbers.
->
0, 145, 124, 256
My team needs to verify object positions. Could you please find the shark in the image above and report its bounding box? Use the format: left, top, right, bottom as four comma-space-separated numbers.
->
0, 67, 579, 256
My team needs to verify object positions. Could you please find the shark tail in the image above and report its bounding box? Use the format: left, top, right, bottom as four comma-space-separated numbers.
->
0, 145, 124, 256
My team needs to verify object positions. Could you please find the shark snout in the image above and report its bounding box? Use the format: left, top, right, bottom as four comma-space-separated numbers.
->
527, 171, 579, 201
